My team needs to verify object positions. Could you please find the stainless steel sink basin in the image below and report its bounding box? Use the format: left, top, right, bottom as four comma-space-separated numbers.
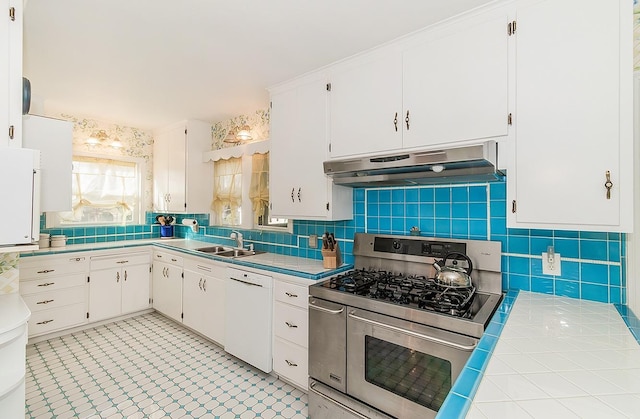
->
195, 246, 229, 253
215, 249, 265, 258
195, 246, 264, 258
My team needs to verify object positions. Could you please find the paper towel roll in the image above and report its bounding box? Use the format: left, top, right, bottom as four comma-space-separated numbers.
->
182, 218, 199, 233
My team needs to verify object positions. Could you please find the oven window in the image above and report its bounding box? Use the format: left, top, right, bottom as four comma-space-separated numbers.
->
365, 336, 451, 411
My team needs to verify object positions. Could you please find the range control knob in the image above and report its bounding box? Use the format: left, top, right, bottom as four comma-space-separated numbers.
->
392, 240, 401, 250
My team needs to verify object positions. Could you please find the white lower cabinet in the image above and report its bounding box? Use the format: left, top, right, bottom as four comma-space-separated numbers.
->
152, 251, 184, 322
89, 252, 151, 323
19, 253, 89, 337
272, 278, 310, 389
183, 258, 226, 345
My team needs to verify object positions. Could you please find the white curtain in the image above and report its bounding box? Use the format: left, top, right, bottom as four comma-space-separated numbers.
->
249, 152, 269, 225
212, 157, 242, 225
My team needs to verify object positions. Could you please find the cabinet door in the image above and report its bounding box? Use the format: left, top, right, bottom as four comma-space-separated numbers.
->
166, 126, 187, 212
121, 264, 151, 314
183, 269, 225, 345
89, 268, 122, 322
153, 131, 170, 211
0, 2, 9, 148
5, 0, 22, 148
270, 76, 331, 219
511, 0, 630, 230
329, 53, 403, 158
152, 261, 183, 322
402, 15, 509, 149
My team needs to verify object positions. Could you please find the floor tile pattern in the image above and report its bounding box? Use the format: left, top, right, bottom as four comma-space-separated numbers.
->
467, 291, 640, 419
25, 313, 308, 418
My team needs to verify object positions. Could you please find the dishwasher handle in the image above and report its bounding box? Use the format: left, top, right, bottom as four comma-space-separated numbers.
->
229, 276, 263, 287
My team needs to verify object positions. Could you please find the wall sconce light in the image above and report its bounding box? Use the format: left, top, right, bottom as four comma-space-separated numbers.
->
235, 125, 253, 142
110, 137, 123, 149
223, 128, 240, 144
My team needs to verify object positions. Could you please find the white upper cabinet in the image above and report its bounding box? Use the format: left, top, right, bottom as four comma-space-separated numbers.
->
508, 0, 633, 232
153, 120, 212, 213
327, 12, 510, 159
402, 14, 509, 149
2, 0, 23, 148
269, 73, 353, 221
328, 53, 403, 158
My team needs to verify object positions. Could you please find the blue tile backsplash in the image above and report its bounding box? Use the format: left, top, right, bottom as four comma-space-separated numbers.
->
40, 179, 625, 304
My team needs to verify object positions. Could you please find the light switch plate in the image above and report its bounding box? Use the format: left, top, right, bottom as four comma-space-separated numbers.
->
542, 252, 561, 275
309, 234, 318, 249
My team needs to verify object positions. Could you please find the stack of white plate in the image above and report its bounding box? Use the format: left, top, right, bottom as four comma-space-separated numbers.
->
50, 235, 66, 247
38, 234, 50, 248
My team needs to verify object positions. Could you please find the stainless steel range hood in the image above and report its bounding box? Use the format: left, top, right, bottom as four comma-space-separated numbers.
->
323, 141, 503, 187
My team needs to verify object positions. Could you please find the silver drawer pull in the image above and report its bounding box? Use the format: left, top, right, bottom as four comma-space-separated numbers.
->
285, 360, 298, 367
285, 292, 298, 298
36, 319, 54, 325
171, 258, 177, 262
71, 257, 85, 262
36, 299, 54, 305
36, 269, 55, 274
285, 322, 298, 328
116, 260, 129, 264
37, 282, 55, 287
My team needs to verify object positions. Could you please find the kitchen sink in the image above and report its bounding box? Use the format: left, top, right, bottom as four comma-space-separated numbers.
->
195, 246, 264, 258
215, 249, 265, 258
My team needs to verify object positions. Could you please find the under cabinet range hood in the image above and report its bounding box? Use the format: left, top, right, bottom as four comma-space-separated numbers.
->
323, 141, 503, 187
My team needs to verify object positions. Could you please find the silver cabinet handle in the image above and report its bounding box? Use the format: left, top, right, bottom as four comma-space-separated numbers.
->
37, 282, 55, 287
36, 319, 54, 325
285, 292, 298, 298
116, 260, 129, 264
171, 258, 177, 262
36, 299, 54, 305
309, 302, 344, 315
405, 110, 410, 130
199, 278, 203, 290
297, 187, 301, 202
116, 271, 120, 282
291, 188, 295, 203
124, 270, 128, 281
71, 257, 85, 262
202, 279, 207, 292
604, 170, 613, 199
285, 322, 298, 328
393, 112, 398, 131
348, 311, 476, 351
285, 360, 298, 367
37, 269, 55, 274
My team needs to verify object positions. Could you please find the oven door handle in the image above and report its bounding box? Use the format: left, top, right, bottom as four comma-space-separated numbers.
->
348, 311, 477, 351
309, 302, 345, 315
308, 381, 370, 419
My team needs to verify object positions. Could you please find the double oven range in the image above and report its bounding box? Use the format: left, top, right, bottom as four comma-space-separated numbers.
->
308, 233, 503, 419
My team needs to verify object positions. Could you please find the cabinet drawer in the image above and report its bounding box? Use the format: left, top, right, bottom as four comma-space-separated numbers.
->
90, 252, 150, 270
273, 338, 308, 390
153, 251, 183, 266
28, 303, 87, 337
20, 272, 86, 295
183, 258, 225, 277
22, 286, 86, 313
274, 281, 308, 309
274, 302, 308, 347
20, 256, 88, 280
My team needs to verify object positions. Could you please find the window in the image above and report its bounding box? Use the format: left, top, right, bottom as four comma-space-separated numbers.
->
48, 155, 143, 226
212, 157, 242, 226
250, 152, 288, 228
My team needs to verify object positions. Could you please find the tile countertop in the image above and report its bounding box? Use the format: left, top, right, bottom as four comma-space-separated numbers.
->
439, 291, 640, 419
19, 238, 352, 280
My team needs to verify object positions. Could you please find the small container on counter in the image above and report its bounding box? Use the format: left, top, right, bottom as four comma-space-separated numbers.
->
38, 233, 50, 248
50, 235, 66, 247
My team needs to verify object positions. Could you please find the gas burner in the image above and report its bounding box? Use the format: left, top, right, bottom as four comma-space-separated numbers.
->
418, 285, 476, 318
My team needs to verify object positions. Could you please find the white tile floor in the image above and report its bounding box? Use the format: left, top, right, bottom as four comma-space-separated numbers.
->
25, 313, 308, 419
467, 291, 640, 419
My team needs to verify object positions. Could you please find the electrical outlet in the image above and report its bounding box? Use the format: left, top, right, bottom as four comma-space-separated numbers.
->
542, 250, 561, 275
309, 234, 318, 249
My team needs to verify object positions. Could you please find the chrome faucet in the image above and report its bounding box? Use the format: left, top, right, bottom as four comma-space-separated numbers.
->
230, 231, 244, 249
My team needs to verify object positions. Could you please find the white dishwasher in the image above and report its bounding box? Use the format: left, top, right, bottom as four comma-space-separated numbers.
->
225, 267, 273, 373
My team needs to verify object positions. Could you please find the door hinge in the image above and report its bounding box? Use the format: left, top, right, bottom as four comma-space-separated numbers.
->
270, 101, 272, 109
511, 200, 517, 213
8, 125, 14, 139
508, 113, 513, 125
181, 312, 184, 319
87, 276, 90, 283
149, 298, 152, 304
184, 202, 187, 209
9, 7, 15, 21
326, 83, 332, 92
329, 143, 332, 153
185, 129, 187, 135
326, 202, 330, 211
86, 312, 89, 319
181, 272, 184, 278
508, 20, 517, 36
149, 266, 152, 273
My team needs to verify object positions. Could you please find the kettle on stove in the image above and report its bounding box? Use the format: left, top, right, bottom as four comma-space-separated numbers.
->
433, 252, 474, 288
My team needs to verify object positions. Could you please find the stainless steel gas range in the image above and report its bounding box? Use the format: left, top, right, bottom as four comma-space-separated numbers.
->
308, 233, 503, 419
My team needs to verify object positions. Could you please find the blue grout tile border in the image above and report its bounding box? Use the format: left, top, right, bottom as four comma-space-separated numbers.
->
436, 289, 520, 419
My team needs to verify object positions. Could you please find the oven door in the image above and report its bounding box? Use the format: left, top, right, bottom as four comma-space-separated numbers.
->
346, 308, 478, 419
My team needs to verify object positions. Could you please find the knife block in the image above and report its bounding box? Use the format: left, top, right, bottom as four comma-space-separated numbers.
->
321, 242, 342, 269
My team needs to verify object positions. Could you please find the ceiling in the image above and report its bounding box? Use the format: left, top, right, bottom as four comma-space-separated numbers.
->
23, 0, 496, 131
